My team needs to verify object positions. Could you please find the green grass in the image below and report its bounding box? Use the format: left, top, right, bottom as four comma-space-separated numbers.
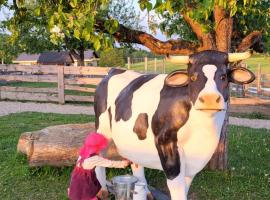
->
0, 112, 269, 199
127, 54, 270, 74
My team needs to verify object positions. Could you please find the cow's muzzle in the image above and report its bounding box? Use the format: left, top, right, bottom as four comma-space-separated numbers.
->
194, 93, 226, 111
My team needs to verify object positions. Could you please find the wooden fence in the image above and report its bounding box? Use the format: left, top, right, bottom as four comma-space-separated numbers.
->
0, 64, 110, 104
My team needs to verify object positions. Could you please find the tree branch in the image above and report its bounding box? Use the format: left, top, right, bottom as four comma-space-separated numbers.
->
182, 14, 216, 50
95, 20, 200, 55
237, 31, 263, 52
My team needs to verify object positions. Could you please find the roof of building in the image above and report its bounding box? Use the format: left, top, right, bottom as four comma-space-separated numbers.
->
37, 51, 74, 65
14, 50, 99, 63
15, 53, 40, 62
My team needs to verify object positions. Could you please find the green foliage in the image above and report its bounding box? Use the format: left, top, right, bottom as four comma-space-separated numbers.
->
0, 33, 18, 63
140, 0, 269, 51
99, 48, 125, 67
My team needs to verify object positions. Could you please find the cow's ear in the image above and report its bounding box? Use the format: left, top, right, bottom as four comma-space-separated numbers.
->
165, 70, 189, 87
228, 67, 255, 84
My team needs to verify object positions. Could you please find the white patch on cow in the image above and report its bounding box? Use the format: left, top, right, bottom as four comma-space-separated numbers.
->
97, 70, 142, 138
178, 106, 226, 176
194, 64, 226, 110
111, 74, 167, 170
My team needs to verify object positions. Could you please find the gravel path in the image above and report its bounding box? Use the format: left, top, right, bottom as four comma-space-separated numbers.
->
0, 101, 269, 130
0, 101, 94, 116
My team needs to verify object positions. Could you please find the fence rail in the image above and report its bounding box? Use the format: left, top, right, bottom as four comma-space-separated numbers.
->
0, 63, 269, 103
0, 64, 110, 104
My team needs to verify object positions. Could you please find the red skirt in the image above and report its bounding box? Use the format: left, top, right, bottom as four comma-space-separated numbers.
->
68, 166, 101, 200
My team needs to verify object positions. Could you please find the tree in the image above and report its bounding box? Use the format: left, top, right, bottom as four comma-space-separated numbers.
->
2, 0, 141, 65
0, 33, 19, 64
99, 48, 125, 67
4, 0, 269, 169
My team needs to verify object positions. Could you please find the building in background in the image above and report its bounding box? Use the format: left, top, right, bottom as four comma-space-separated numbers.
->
13, 50, 99, 66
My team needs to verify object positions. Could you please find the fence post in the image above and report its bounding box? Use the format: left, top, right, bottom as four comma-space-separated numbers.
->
58, 65, 65, 104
144, 57, 148, 72
256, 64, 261, 95
154, 58, 157, 73
127, 57, 131, 70
162, 59, 165, 73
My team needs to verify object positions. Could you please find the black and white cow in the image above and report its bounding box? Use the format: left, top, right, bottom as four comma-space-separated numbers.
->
94, 50, 255, 200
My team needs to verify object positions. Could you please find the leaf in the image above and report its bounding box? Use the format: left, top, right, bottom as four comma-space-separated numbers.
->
74, 29, 80, 39
34, 7, 41, 16
93, 38, 101, 50
104, 19, 119, 34
70, 0, 77, 8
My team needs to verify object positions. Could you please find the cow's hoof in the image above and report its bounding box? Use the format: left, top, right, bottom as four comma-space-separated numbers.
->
147, 192, 154, 200
97, 189, 109, 200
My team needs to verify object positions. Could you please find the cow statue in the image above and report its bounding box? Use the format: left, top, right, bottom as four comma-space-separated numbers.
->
94, 50, 255, 200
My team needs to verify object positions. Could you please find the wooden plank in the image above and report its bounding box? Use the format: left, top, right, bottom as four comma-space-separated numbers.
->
0, 91, 58, 102
0, 75, 57, 82
0, 86, 58, 93
65, 95, 94, 102
0, 64, 58, 74
262, 82, 270, 87
65, 85, 96, 93
64, 66, 110, 75
65, 77, 103, 85
58, 66, 65, 104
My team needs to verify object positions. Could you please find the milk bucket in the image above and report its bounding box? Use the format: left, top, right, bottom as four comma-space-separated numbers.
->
133, 181, 147, 200
112, 175, 138, 200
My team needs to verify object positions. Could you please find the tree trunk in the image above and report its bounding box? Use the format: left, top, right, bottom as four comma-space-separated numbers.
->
78, 46, 85, 66
207, 6, 233, 170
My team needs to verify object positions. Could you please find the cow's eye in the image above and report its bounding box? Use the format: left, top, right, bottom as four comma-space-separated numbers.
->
190, 74, 197, 81
220, 74, 227, 81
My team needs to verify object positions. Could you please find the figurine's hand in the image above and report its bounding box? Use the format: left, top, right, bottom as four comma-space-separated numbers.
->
121, 160, 130, 168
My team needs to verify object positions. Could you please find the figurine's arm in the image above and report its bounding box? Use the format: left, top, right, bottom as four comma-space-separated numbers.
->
82, 155, 129, 169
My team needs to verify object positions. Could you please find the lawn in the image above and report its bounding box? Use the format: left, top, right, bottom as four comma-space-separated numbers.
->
127, 54, 270, 74
0, 112, 269, 199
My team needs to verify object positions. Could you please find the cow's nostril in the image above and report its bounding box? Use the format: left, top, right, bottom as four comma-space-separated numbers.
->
199, 97, 204, 103
216, 96, 221, 103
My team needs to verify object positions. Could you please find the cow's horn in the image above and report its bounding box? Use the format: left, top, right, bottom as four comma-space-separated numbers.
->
166, 55, 189, 64
228, 51, 252, 62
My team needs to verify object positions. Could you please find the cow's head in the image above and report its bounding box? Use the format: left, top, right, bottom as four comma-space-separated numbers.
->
165, 50, 255, 112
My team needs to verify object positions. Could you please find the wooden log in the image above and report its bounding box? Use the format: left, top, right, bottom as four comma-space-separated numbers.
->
65, 85, 96, 93
0, 91, 58, 102
17, 123, 96, 166
0, 74, 57, 83
17, 123, 123, 166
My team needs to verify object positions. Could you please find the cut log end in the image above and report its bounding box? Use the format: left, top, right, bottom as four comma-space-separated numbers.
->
17, 123, 124, 167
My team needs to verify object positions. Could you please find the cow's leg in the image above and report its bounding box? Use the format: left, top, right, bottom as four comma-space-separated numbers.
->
184, 176, 194, 195
131, 164, 153, 200
166, 147, 186, 200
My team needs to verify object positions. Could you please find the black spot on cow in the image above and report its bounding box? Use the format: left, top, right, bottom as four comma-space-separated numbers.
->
115, 74, 158, 122
94, 68, 126, 130
108, 107, 112, 130
133, 113, 148, 140
152, 85, 191, 180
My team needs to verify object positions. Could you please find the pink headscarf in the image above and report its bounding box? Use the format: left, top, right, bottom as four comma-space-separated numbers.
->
79, 132, 109, 159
